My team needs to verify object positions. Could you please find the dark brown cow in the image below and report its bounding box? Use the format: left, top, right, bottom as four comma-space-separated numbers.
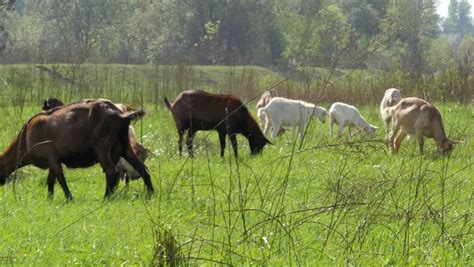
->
0, 99, 154, 200
164, 90, 270, 157
41, 98, 150, 185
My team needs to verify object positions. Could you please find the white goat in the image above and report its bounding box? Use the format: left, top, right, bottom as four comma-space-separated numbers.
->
257, 97, 328, 142
114, 104, 150, 185
329, 102, 378, 139
256, 89, 278, 127
380, 88, 402, 139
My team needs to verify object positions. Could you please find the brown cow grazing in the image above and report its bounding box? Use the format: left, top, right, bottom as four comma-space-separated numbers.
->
388, 97, 458, 155
41, 98, 150, 185
0, 99, 154, 200
164, 90, 270, 157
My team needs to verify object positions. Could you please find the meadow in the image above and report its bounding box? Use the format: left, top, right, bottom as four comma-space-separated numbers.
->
0, 64, 472, 265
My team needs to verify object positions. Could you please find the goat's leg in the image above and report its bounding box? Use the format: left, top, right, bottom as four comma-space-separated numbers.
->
123, 148, 154, 195
49, 160, 73, 201
389, 122, 400, 151
393, 131, 407, 153
186, 129, 196, 157
337, 122, 345, 138
259, 113, 267, 129
229, 134, 238, 157
263, 117, 271, 137
298, 123, 306, 143
382, 109, 391, 141
329, 116, 334, 138
271, 121, 281, 140
47, 170, 56, 199
218, 130, 226, 158
416, 134, 425, 155
383, 117, 390, 141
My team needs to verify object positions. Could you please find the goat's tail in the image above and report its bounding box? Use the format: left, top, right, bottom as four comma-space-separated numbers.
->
164, 97, 172, 111
122, 109, 146, 121
257, 107, 266, 119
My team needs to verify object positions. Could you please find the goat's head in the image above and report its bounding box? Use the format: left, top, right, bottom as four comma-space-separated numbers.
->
388, 94, 402, 106
314, 107, 328, 124
438, 139, 460, 156
365, 124, 378, 136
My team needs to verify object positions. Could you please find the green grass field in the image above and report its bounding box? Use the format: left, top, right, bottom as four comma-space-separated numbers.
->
0, 100, 472, 265
0, 64, 472, 264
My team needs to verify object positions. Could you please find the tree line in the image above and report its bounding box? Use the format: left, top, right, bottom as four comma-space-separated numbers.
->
1, 0, 473, 75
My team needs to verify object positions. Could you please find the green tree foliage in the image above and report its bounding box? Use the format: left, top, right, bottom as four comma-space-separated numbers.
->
426, 36, 455, 73
340, 0, 389, 37
281, 5, 355, 68
0, 0, 464, 75
0, 0, 15, 54
380, 0, 439, 74
443, 0, 473, 40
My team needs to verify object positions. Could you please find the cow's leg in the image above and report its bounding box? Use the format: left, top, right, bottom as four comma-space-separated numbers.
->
186, 129, 196, 157
229, 134, 238, 157
178, 129, 185, 156
123, 148, 154, 195
49, 159, 73, 201
47, 170, 56, 199
218, 130, 226, 158
95, 145, 120, 198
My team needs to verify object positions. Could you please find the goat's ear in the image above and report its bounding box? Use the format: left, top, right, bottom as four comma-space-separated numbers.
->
451, 140, 463, 144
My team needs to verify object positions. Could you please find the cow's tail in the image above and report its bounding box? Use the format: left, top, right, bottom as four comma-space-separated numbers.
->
122, 110, 146, 121
164, 97, 172, 111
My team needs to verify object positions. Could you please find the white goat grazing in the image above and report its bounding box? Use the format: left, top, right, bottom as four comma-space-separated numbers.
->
380, 88, 402, 139
329, 102, 378, 139
114, 104, 150, 185
257, 97, 328, 142
256, 89, 278, 127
